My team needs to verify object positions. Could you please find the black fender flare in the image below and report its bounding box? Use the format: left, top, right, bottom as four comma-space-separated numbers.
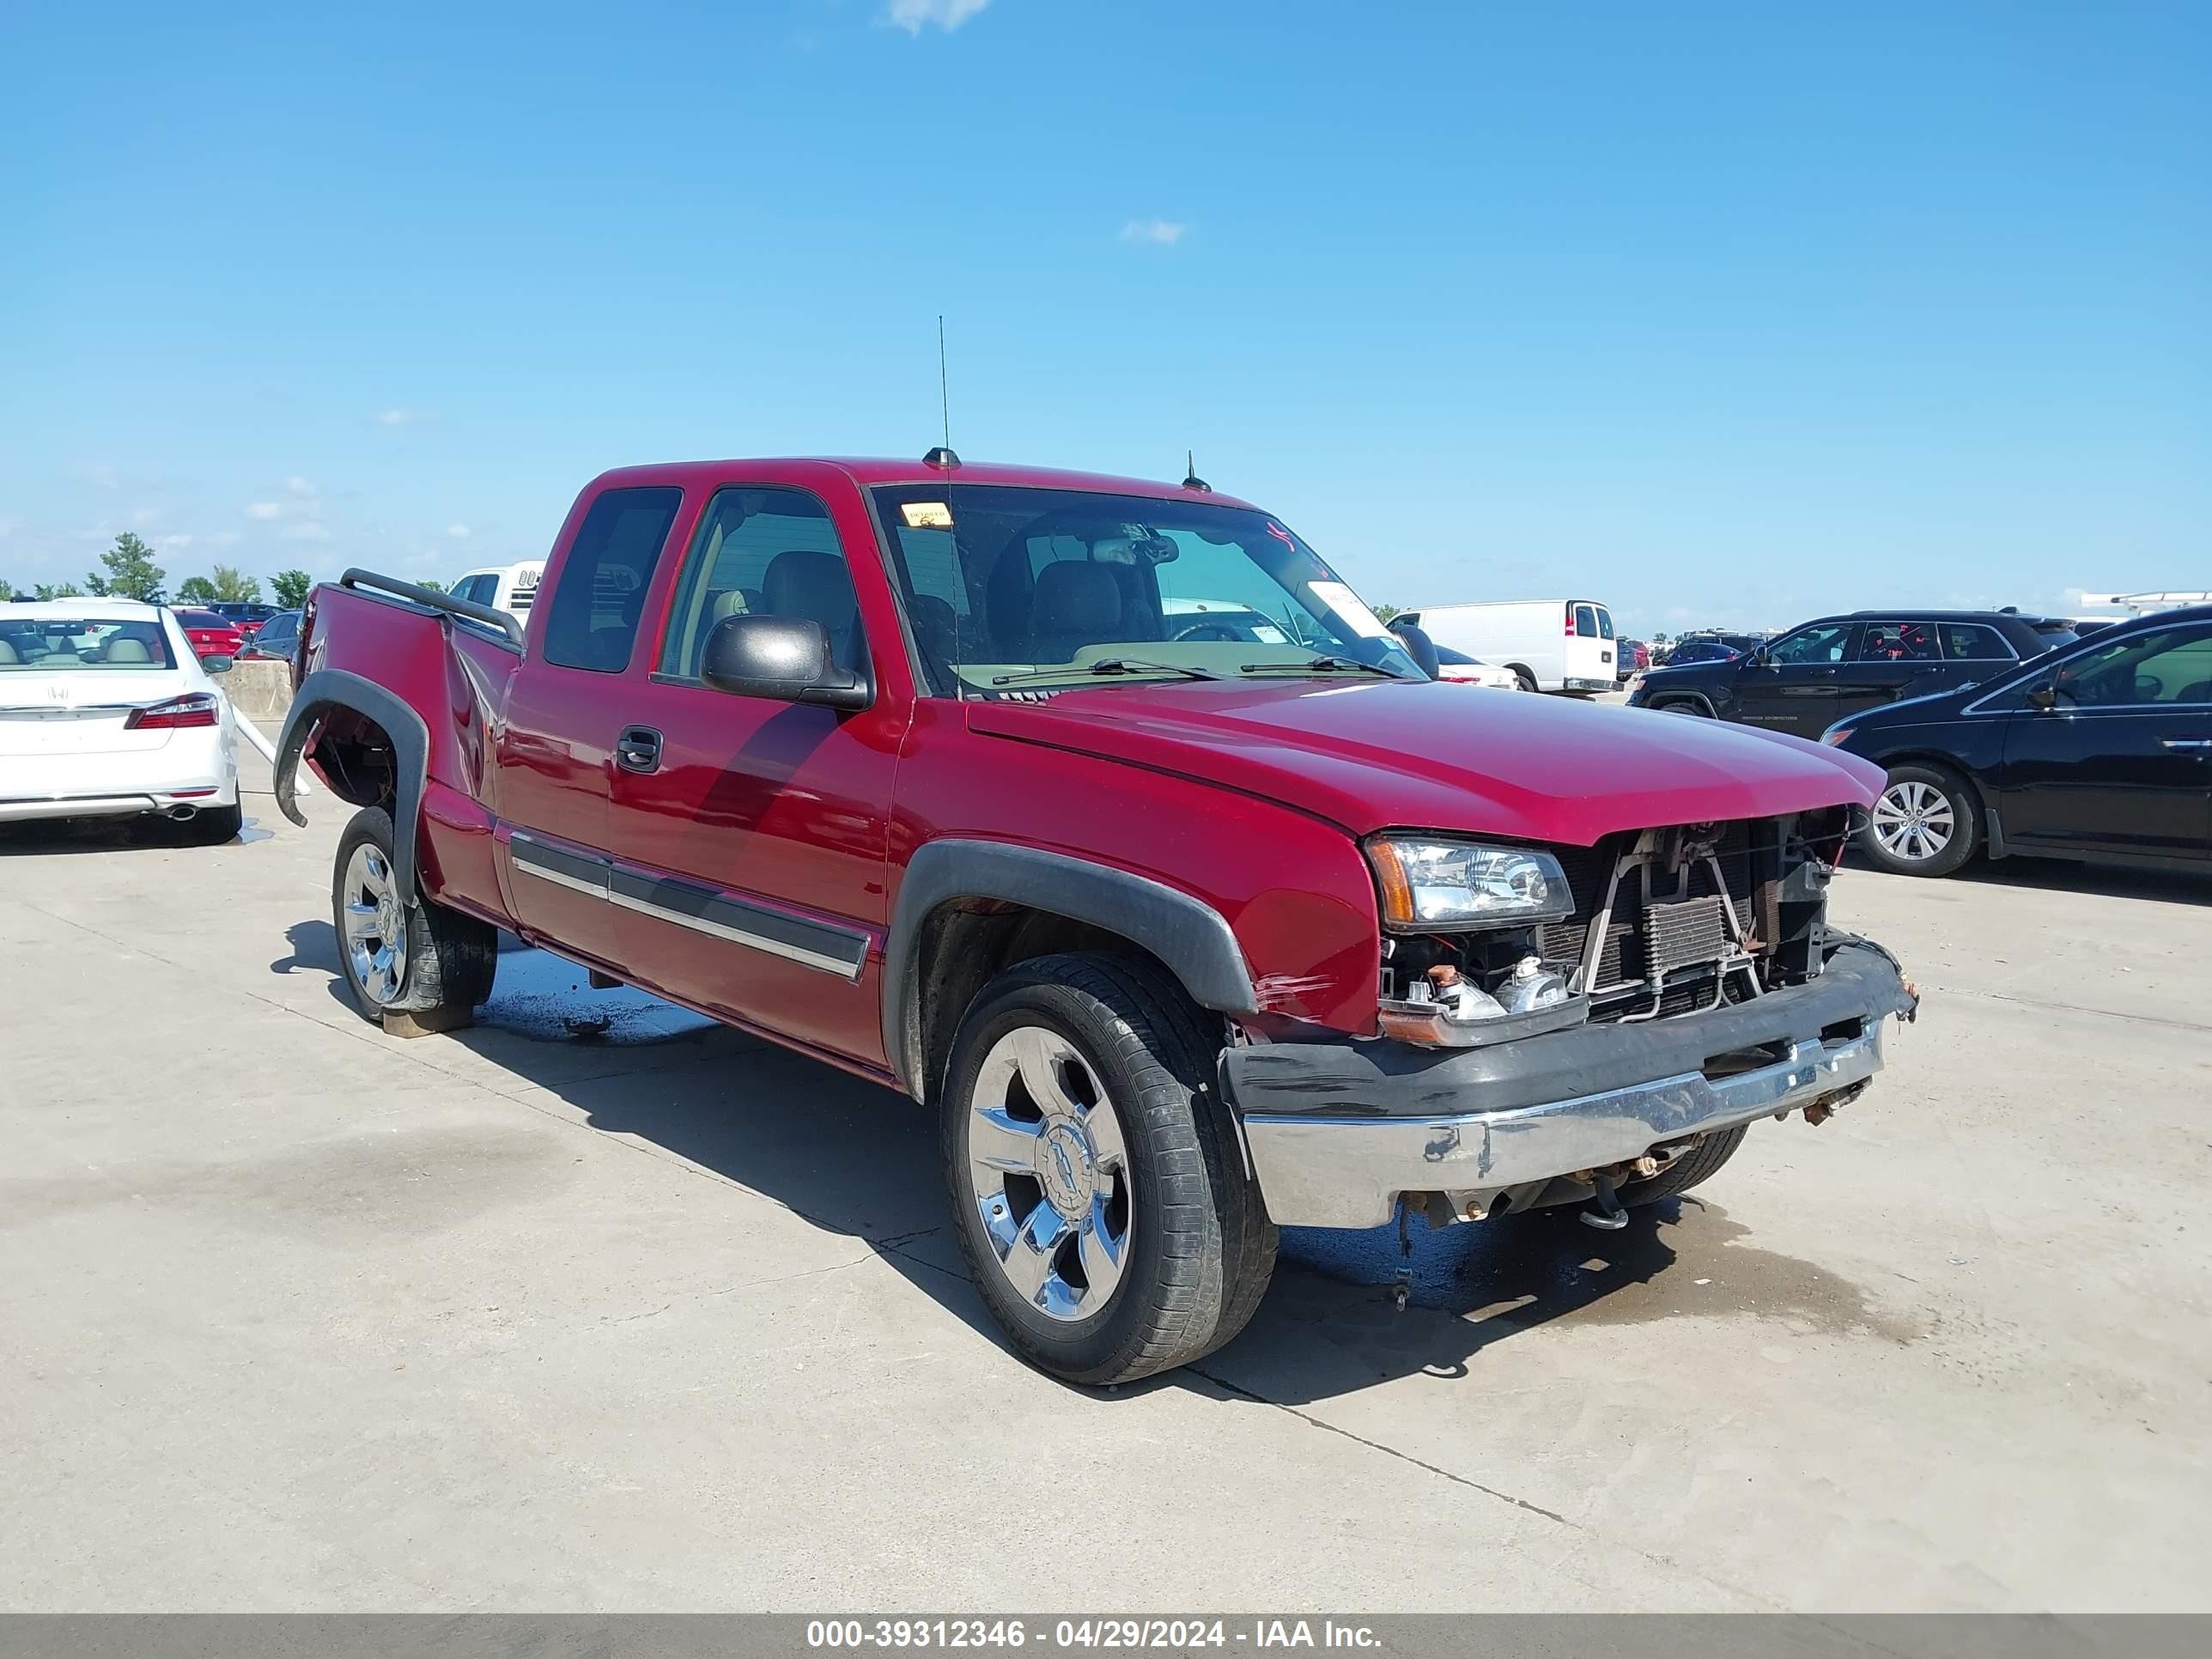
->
880, 840, 1260, 1100
273, 669, 433, 904
1649, 690, 1722, 718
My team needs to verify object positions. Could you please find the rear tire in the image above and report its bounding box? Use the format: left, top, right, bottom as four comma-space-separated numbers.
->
331, 806, 498, 1027
1510, 666, 1539, 694
1620, 1124, 1746, 1206
941, 951, 1277, 1387
1857, 763, 1979, 878
177, 802, 244, 845
1656, 699, 1712, 717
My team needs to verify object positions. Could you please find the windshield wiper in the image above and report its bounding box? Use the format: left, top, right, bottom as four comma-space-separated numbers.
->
1237, 655, 1408, 680
991, 658, 1224, 687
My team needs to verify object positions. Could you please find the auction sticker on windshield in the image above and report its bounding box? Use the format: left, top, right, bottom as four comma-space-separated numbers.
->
1307, 579, 1390, 639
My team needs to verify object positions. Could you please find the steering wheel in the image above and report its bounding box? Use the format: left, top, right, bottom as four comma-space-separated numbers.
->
1171, 622, 1243, 643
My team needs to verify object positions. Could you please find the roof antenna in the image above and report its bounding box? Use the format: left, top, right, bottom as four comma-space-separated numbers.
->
1182, 449, 1211, 492
924, 315, 960, 471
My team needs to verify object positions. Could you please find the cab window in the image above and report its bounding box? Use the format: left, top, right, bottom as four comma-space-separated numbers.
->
1939, 623, 2013, 661
1853, 622, 1938, 663
2053, 624, 2212, 708
656, 486, 862, 680
1766, 622, 1856, 665
540, 488, 684, 672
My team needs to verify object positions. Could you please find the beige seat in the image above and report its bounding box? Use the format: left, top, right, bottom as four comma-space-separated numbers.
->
0, 638, 19, 665
101, 636, 154, 664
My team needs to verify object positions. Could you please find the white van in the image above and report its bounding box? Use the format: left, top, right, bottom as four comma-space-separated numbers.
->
447, 562, 544, 617
1392, 599, 1617, 693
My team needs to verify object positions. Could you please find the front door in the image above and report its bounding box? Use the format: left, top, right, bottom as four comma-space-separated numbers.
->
1731, 620, 1860, 737
601, 483, 905, 1065
493, 483, 685, 963
1996, 620, 2212, 860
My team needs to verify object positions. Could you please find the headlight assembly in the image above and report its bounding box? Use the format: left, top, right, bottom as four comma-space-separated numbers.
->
1365, 836, 1574, 931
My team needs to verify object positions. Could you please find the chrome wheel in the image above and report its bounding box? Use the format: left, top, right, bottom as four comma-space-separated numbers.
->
966, 1026, 1133, 1323
1873, 779, 1956, 863
340, 842, 408, 1005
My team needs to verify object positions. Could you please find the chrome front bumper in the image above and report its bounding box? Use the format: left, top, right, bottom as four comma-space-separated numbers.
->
1238, 1023, 1887, 1230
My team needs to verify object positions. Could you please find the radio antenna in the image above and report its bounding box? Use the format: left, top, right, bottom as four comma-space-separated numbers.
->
938, 314, 951, 453
1182, 449, 1211, 492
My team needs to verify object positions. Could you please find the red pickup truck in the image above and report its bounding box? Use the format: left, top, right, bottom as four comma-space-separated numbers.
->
275, 455, 1917, 1385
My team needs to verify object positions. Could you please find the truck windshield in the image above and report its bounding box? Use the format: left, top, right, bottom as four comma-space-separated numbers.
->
871, 484, 1419, 696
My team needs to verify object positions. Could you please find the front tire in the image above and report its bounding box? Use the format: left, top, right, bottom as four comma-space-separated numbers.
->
331, 806, 498, 1027
1858, 763, 1979, 878
941, 952, 1277, 1386
1510, 666, 1539, 694
1620, 1124, 1746, 1206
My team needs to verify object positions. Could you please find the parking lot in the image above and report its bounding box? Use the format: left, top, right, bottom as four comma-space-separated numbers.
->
3, 732, 2208, 1613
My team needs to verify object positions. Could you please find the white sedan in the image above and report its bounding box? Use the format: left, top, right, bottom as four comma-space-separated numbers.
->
0, 601, 242, 842
1433, 645, 1522, 690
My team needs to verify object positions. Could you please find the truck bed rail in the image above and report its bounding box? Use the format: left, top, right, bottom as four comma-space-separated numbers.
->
337, 568, 526, 649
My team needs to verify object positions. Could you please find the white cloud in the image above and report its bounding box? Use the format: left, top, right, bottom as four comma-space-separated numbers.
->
209, 531, 240, 547
1120, 218, 1187, 246
153, 533, 196, 552
281, 520, 332, 543
446, 523, 471, 540
286, 476, 316, 496
374, 408, 435, 428
888, 0, 991, 33
246, 501, 283, 520
131, 506, 161, 526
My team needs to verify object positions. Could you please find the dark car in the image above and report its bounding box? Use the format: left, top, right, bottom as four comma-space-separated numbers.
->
1628, 610, 2079, 741
238, 608, 301, 660
1616, 638, 1650, 679
1662, 631, 1767, 668
1826, 606, 2212, 877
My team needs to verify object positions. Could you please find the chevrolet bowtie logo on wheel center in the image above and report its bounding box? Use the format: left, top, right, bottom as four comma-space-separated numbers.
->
1037, 1120, 1096, 1219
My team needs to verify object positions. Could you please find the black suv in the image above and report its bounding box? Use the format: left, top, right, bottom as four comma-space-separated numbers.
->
1628, 610, 2077, 741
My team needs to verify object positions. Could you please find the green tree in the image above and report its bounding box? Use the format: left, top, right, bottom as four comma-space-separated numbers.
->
90, 532, 165, 602
0, 580, 14, 601
1371, 603, 1401, 623
270, 568, 313, 608
210, 564, 261, 602
416, 578, 446, 592
177, 575, 218, 602
34, 582, 84, 601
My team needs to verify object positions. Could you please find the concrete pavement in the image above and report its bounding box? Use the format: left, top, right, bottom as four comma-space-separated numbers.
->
2, 739, 2207, 1611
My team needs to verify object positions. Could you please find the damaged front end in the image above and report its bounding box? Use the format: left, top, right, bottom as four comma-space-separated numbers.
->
1223, 809, 1920, 1231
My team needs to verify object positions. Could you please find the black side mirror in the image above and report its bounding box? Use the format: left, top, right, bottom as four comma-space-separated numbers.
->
701, 614, 870, 711
201, 654, 235, 674
1389, 621, 1442, 681
2026, 680, 2057, 712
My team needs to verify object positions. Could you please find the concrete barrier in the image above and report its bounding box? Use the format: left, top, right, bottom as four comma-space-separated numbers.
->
210, 658, 295, 722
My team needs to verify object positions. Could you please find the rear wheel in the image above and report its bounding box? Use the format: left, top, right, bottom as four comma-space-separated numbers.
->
1510, 666, 1539, 694
331, 806, 498, 1027
173, 802, 244, 845
1858, 763, 1979, 878
1656, 698, 1712, 717
941, 952, 1277, 1386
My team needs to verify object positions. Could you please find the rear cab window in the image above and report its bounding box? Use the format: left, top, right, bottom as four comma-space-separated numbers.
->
1853, 622, 1939, 662
540, 487, 684, 672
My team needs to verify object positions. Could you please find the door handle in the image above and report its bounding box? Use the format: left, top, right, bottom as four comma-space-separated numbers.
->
616, 725, 663, 773
2160, 738, 2212, 750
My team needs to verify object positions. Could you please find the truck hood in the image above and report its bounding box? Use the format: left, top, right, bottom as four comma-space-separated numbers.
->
967, 678, 1884, 844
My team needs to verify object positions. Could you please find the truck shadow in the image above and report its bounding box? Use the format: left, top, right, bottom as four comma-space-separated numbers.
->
270, 940, 1917, 1403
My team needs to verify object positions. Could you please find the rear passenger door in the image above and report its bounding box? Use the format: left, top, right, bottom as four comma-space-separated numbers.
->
599, 483, 904, 1065
494, 485, 684, 966
1832, 619, 1947, 723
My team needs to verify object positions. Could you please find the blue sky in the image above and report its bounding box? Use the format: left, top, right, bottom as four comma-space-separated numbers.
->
4, 0, 2205, 632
